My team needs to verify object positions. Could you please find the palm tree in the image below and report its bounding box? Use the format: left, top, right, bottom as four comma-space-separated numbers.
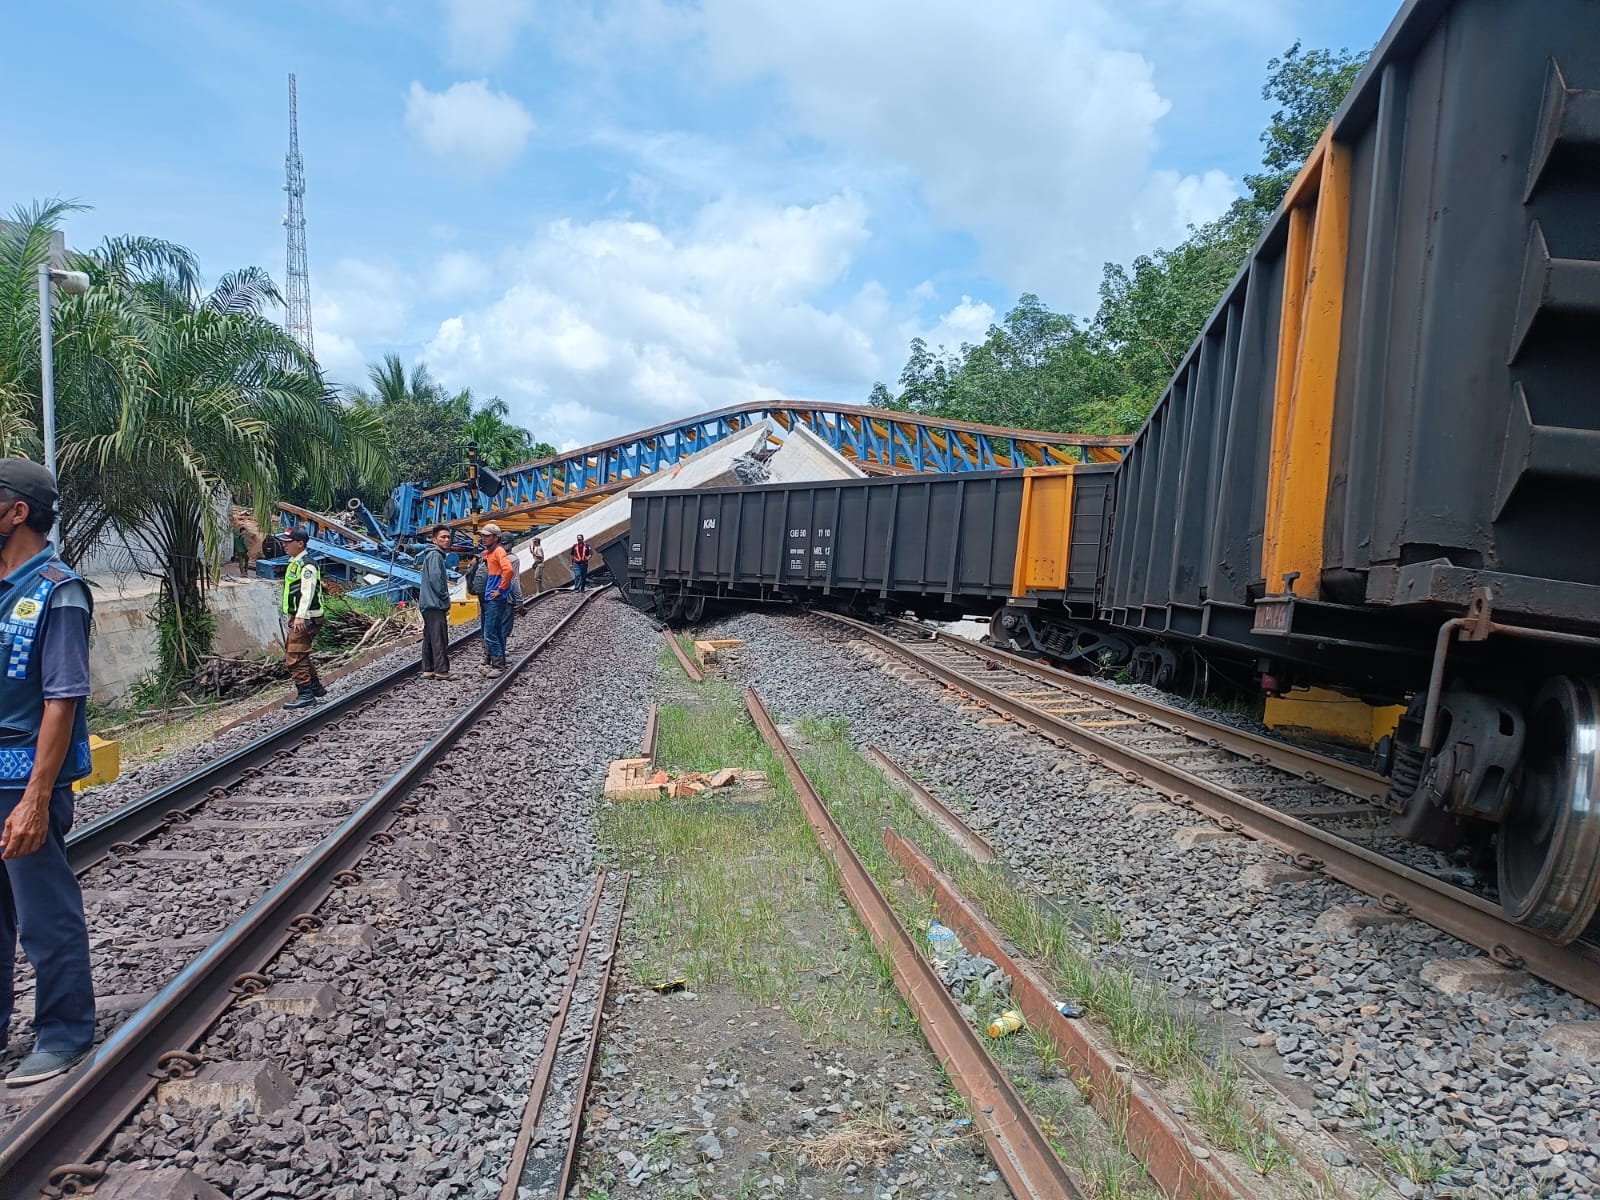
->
347, 352, 444, 409
1, 199, 392, 677
459, 392, 534, 468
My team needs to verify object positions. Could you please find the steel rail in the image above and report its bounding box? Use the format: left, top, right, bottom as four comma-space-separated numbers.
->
640, 703, 659, 761
0, 589, 606, 1197
498, 872, 607, 1200
886, 830, 1268, 1200
66, 591, 559, 874
744, 688, 1082, 1200
828, 612, 1386, 803
662, 630, 704, 682
839, 620, 1600, 1004
866, 747, 996, 863
556, 873, 628, 1200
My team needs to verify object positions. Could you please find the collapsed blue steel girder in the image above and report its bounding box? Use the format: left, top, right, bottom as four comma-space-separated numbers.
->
388, 401, 1128, 536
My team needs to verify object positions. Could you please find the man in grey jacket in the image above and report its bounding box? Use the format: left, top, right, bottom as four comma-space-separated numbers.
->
419, 525, 453, 679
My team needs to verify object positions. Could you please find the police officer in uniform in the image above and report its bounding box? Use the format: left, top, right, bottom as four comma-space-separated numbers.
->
281, 527, 326, 709
0, 460, 97, 1086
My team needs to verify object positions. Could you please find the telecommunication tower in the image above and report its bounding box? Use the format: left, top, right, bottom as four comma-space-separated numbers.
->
284, 73, 315, 357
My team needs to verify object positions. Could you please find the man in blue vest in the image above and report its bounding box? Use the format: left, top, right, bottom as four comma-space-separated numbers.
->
0, 459, 96, 1086
280, 527, 326, 709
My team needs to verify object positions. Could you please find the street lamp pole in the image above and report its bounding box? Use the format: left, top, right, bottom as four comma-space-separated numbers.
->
36, 265, 58, 479
36, 264, 89, 545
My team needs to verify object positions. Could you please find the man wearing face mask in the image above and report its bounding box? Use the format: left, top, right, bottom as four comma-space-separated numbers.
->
0, 460, 97, 1086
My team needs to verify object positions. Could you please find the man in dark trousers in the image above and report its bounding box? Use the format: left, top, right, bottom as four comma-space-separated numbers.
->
419, 524, 452, 680
571, 532, 592, 593
280, 527, 325, 709
0, 459, 97, 1086
479, 523, 514, 673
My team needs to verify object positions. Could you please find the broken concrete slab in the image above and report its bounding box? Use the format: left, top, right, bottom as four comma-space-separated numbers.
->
80, 1167, 227, 1200
246, 981, 341, 1017
1314, 905, 1418, 935
1420, 956, 1531, 998
1544, 1020, 1600, 1063
1173, 826, 1241, 849
156, 1061, 292, 1113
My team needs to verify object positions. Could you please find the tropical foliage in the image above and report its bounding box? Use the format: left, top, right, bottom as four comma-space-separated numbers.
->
0, 199, 391, 676
870, 41, 1369, 435
344, 353, 552, 500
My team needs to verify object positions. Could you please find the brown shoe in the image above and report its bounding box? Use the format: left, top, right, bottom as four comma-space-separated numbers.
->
433, 672, 452, 681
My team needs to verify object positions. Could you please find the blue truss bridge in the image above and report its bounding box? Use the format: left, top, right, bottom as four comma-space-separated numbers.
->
378, 401, 1129, 537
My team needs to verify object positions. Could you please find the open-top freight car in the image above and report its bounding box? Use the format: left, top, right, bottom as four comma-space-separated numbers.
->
625, 0, 1600, 944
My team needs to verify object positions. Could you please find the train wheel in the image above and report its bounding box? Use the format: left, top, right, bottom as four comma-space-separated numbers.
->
1497, 677, 1600, 943
683, 593, 707, 623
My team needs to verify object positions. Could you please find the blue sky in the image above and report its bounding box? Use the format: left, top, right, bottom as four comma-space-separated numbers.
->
4, 0, 1397, 449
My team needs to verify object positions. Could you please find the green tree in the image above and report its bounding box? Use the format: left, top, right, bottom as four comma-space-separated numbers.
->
346, 355, 546, 488
0, 199, 389, 677
869, 41, 1369, 435
1242, 41, 1369, 215
459, 391, 534, 468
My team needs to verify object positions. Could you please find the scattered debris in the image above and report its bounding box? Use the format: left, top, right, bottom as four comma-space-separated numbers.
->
603, 757, 768, 802
794, 1114, 910, 1171
693, 638, 743, 666
986, 1009, 1025, 1039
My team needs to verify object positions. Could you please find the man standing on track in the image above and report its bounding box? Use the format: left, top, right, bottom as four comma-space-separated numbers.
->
280, 527, 326, 709
530, 537, 545, 594
571, 532, 592, 593
479, 523, 514, 674
0, 459, 97, 1087
419, 524, 452, 681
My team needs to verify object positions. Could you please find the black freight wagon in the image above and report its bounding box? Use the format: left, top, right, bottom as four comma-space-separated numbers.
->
627, 473, 1047, 623
999, 0, 1600, 943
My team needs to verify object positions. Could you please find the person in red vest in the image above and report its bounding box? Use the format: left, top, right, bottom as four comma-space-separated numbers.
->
571, 533, 592, 593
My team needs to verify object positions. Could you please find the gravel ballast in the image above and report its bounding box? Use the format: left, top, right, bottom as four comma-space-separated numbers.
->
706, 609, 1600, 1200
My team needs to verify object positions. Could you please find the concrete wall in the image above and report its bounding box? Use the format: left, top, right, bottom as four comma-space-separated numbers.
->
89, 578, 284, 702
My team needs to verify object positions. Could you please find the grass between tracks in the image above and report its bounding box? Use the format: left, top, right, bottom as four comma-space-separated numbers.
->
601, 684, 1394, 1198
795, 711, 1370, 1198
598, 681, 909, 1047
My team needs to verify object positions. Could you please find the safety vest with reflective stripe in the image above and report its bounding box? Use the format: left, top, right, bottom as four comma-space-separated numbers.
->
0, 547, 93, 786
282, 555, 324, 617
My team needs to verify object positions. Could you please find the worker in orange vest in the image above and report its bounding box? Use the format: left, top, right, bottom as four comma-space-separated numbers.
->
571, 534, 592, 594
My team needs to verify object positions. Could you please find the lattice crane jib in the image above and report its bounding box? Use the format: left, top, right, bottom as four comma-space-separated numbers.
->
284, 73, 314, 357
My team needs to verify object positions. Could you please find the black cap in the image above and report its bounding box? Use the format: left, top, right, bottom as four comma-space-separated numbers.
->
0, 458, 59, 509
283, 525, 313, 544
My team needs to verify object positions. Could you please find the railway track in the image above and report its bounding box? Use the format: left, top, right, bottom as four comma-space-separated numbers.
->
0, 589, 607, 1197
819, 612, 1600, 1007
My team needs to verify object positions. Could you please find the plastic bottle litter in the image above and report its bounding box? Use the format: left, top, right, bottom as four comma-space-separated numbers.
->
1054, 1000, 1084, 1018
926, 920, 959, 964
987, 1009, 1025, 1039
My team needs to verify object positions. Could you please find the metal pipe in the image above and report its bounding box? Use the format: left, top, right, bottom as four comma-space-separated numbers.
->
1417, 617, 1466, 752
37, 264, 60, 547
1418, 612, 1600, 752
37, 265, 57, 479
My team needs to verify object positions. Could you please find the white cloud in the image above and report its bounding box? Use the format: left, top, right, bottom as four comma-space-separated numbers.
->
441, 0, 533, 70
692, 0, 1238, 311
423, 194, 879, 447
430, 250, 492, 298
924, 296, 997, 352
404, 80, 535, 175
310, 258, 414, 387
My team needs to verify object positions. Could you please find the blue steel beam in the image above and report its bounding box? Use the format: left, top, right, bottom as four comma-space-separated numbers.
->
388, 401, 1129, 536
